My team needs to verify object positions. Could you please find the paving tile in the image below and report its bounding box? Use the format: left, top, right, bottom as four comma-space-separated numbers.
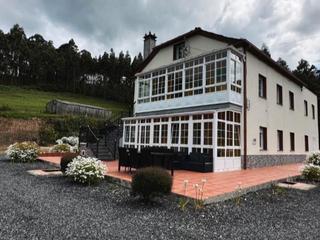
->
38, 156, 303, 201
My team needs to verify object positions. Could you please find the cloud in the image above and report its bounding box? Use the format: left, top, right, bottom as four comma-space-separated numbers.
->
0, 0, 319, 69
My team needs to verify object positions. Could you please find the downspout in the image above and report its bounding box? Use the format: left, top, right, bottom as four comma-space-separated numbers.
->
243, 48, 248, 169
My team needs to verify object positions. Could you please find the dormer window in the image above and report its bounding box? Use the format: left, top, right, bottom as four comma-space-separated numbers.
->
173, 42, 185, 60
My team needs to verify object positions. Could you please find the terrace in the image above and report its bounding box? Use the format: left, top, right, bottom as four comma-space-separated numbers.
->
38, 155, 303, 203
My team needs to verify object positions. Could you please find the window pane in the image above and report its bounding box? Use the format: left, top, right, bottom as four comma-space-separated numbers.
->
130, 126, 135, 143
193, 123, 201, 145
180, 123, 188, 144
217, 121, 225, 146
204, 122, 213, 145
125, 126, 130, 142
171, 123, 179, 144
161, 124, 168, 144
153, 125, 160, 144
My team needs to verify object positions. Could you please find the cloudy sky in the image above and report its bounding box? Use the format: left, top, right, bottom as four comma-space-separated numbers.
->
0, 0, 319, 68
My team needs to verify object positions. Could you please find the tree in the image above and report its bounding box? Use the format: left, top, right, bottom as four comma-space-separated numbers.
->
261, 43, 271, 57
276, 57, 290, 71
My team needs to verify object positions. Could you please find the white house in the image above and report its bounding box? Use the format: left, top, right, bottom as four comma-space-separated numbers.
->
122, 27, 319, 172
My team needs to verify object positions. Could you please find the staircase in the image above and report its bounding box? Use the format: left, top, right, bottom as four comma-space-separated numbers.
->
79, 111, 130, 160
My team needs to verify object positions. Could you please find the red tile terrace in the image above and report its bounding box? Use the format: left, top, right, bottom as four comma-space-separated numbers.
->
38, 155, 304, 203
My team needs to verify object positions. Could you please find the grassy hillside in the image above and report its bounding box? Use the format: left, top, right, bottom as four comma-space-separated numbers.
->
0, 85, 128, 119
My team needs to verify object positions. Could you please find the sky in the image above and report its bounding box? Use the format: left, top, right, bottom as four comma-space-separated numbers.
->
0, 0, 319, 69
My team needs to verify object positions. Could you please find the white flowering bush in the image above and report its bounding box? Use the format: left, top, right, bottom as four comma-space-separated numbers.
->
307, 153, 320, 166
302, 164, 320, 181
6, 141, 40, 162
56, 136, 79, 146
51, 136, 79, 153
65, 156, 105, 185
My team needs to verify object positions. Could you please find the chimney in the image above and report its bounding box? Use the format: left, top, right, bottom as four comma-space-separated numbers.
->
143, 31, 157, 59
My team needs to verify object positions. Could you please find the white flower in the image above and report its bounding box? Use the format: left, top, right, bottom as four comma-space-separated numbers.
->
65, 156, 106, 185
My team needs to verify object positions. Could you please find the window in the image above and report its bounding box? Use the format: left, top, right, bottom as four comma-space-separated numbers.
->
312, 104, 315, 119
125, 126, 130, 142
203, 122, 212, 145
259, 127, 267, 150
276, 84, 283, 105
305, 135, 309, 152
304, 100, 308, 116
193, 123, 201, 145
289, 91, 294, 110
173, 42, 185, 60
130, 126, 135, 143
161, 124, 168, 144
138, 77, 150, 103
153, 125, 160, 144
230, 57, 242, 93
258, 74, 267, 98
151, 71, 165, 102
290, 132, 295, 151
277, 130, 283, 151
217, 122, 225, 147
171, 123, 179, 144
184, 59, 203, 96
180, 123, 188, 144
167, 66, 183, 99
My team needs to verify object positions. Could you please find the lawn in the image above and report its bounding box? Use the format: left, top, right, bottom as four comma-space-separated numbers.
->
0, 160, 320, 240
0, 85, 127, 119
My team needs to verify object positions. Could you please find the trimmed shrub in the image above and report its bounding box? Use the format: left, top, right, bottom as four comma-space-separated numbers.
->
131, 167, 173, 202
302, 164, 320, 181
307, 153, 320, 166
51, 143, 71, 153
6, 141, 39, 162
65, 156, 105, 185
60, 153, 78, 173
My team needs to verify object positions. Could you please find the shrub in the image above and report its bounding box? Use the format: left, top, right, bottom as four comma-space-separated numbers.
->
307, 153, 320, 166
302, 164, 320, 181
56, 136, 79, 146
65, 156, 105, 185
6, 141, 39, 162
131, 167, 173, 202
60, 153, 78, 173
0, 104, 12, 111
51, 143, 71, 153
39, 124, 57, 145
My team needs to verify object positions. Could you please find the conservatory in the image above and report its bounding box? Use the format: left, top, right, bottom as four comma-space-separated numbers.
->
122, 48, 244, 172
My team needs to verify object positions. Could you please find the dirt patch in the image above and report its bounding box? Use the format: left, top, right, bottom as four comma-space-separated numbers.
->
0, 117, 43, 147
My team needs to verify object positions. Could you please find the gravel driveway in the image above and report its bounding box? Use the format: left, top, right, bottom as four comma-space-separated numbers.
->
0, 161, 320, 240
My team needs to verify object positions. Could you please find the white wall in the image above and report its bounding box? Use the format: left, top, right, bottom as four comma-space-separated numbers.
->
141, 35, 229, 73
246, 52, 318, 155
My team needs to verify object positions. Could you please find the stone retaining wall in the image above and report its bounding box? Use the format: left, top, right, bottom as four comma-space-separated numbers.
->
242, 154, 306, 169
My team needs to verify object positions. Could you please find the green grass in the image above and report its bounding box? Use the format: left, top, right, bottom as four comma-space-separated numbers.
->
0, 85, 127, 119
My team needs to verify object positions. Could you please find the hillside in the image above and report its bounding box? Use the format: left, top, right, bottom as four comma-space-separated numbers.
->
0, 85, 128, 119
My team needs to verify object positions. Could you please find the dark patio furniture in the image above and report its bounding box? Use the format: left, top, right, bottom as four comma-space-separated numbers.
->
118, 147, 131, 172
150, 151, 176, 176
183, 152, 213, 172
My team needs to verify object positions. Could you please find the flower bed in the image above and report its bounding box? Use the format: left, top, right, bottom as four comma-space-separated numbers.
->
65, 156, 105, 185
6, 141, 40, 162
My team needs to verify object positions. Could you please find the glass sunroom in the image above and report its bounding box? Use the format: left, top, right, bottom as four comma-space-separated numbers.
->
122, 47, 244, 172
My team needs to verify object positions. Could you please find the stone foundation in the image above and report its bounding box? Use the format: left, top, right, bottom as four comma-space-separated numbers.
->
242, 154, 306, 169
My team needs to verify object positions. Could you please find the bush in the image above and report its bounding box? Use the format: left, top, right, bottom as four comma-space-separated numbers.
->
302, 164, 320, 181
60, 153, 78, 173
39, 124, 57, 145
6, 141, 39, 162
307, 153, 320, 166
51, 143, 71, 153
0, 104, 12, 111
65, 156, 105, 185
131, 167, 173, 202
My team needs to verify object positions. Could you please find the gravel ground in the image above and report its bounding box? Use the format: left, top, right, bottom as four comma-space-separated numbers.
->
1, 161, 320, 240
